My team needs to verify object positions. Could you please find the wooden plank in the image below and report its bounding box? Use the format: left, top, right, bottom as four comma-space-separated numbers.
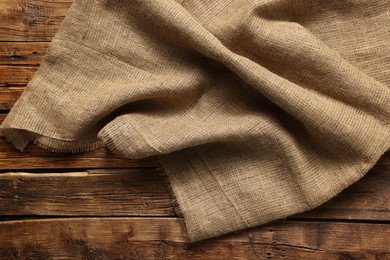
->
0, 166, 388, 221
0, 67, 36, 87
0, 170, 172, 216
0, 0, 72, 41
0, 42, 47, 65
0, 218, 388, 259
0, 138, 153, 170
0, 88, 25, 110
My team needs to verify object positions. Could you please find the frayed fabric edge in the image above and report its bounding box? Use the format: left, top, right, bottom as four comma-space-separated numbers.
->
0, 126, 104, 153
149, 155, 192, 243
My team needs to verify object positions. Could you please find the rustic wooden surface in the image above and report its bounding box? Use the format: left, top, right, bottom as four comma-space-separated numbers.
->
0, 0, 389, 259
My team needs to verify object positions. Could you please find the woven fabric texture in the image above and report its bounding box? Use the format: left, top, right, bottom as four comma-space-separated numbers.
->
1, 0, 389, 242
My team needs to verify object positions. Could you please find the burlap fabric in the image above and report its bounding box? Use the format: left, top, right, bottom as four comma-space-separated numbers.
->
1, 0, 389, 242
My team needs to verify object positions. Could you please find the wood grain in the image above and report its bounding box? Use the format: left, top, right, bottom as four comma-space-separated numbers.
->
0, 67, 36, 86
0, 139, 154, 170
0, 218, 389, 259
0, 88, 25, 110
0, 42, 46, 65
0, 166, 388, 221
0, 170, 173, 216
0, 0, 72, 41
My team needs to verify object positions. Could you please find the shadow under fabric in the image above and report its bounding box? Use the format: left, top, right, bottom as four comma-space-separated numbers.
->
1, 0, 389, 242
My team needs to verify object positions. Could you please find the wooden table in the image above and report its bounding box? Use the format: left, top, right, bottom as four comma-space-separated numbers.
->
0, 1, 389, 259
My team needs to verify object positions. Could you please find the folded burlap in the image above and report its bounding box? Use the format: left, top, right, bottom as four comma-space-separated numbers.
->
1, 0, 389, 242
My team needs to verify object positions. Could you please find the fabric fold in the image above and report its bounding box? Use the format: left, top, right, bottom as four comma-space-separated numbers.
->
1, 0, 389, 242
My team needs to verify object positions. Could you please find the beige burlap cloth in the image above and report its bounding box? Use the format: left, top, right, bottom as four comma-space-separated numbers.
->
1, 0, 389, 242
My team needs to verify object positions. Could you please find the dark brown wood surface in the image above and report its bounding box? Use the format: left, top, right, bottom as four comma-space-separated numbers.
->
0, 1, 389, 259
